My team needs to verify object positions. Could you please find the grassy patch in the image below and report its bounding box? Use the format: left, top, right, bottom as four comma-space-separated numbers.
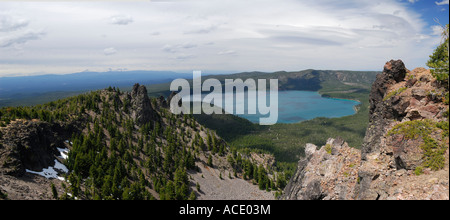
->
388, 119, 448, 171
388, 120, 436, 139
383, 87, 407, 101
414, 166, 424, 176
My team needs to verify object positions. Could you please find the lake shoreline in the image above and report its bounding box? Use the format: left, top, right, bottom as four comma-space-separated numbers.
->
185, 90, 362, 124
319, 93, 361, 114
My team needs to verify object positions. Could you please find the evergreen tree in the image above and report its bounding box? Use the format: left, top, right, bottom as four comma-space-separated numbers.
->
427, 24, 449, 86
207, 154, 213, 167
164, 181, 175, 200
51, 183, 58, 200
189, 191, 197, 200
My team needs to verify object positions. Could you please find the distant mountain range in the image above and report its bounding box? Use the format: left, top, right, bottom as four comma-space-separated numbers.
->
0, 69, 381, 108
0, 70, 190, 99
145, 69, 380, 98
0, 70, 191, 107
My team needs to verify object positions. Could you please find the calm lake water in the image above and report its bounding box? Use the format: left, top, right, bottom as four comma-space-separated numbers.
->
185, 90, 360, 124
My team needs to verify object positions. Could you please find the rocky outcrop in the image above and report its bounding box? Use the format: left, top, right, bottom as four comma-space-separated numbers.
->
0, 120, 62, 177
355, 60, 448, 200
130, 83, 158, 126
157, 96, 168, 109
282, 138, 361, 200
362, 60, 408, 160
283, 60, 449, 200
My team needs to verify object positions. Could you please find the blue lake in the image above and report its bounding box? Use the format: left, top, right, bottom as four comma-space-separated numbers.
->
186, 90, 360, 124
245, 90, 359, 124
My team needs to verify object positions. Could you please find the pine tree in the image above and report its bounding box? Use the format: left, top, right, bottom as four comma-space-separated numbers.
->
427, 24, 449, 87
164, 181, 175, 200
51, 183, 58, 200
207, 154, 213, 167
189, 191, 197, 200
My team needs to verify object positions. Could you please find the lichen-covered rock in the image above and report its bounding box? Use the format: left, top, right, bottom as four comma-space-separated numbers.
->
282, 138, 361, 200
355, 61, 449, 200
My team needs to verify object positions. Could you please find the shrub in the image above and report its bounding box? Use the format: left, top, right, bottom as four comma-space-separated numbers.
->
324, 144, 332, 154
414, 166, 423, 176
383, 87, 407, 101
388, 120, 436, 139
388, 120, 448, 171
0, 190, 7, 199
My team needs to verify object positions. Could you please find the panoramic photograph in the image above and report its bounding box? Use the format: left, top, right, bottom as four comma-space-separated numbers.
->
0, 0, 448, 207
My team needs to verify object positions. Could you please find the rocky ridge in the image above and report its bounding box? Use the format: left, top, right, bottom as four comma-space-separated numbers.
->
1, 83, 276, 200
282, 60, 449, 200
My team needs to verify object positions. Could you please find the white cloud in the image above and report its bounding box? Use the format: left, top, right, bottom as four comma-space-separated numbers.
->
218, 50, 237, 55
0, 0, 445, 76
109, 15, 133, 25
435, 0, 449, 5
103, 47, 117, 55
0, 14, 45, 48
431, 25, 444, 35
0, 30, 45, 48
163, 43, 197, 53
184, 24, 219, 34
0, 14, 29, 32
408, 0, 419, 3
175, 54, 196, 60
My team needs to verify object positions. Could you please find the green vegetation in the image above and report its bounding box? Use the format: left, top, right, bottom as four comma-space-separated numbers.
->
194, 81, 372, 179
146, 69, 378, 97
0, 190, 7, 200
427, 24, 449, 86
325, 144, 332, 155
1, 71, 377, 182
1, 69, 378, 197
388, 120, 448, 171
0, 91, 87, 108
51, 183, 58, 199
383, 87, 407, 101
226, 148, 280, 191
414, 166, 424, 176
0, 86, 284, 200
388, 120, 436, 139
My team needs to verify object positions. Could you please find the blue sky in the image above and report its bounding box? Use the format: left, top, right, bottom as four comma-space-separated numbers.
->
0, 0, 449, 76
405, 0, 449, 33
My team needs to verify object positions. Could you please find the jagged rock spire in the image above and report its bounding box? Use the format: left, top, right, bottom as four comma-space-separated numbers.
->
130, 83, 157, 126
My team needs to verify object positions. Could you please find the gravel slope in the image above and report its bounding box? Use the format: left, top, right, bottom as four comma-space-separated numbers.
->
189, 162, 275, 200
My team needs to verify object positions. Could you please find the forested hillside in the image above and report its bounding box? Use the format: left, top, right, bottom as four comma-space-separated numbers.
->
146, 69, 379, 97
0, 84, 282, 200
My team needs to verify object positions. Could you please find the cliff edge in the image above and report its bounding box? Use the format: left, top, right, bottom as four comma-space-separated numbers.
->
282, 60, 449, 200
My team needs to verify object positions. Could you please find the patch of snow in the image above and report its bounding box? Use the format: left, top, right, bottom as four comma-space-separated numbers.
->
54, 159, 69, 173
57, 147, 69, 159
26, 159, 69, 181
